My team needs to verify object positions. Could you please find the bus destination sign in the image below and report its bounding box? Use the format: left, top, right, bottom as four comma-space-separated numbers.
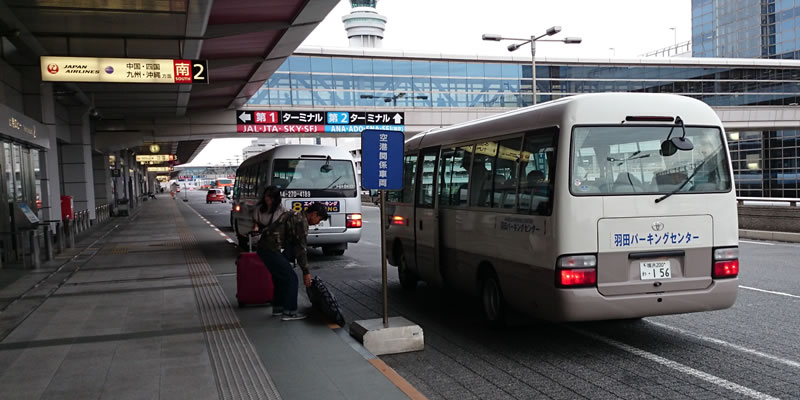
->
236, 110, 405, 133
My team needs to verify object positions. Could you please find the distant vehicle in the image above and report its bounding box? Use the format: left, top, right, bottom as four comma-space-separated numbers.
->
206, 189, 226, 204
214, 178, 233, 188
231, 144, 362, 256
385, 93, 739, 323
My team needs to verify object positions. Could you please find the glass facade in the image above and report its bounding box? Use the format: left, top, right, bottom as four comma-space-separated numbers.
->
248, 50, 800, 199
249, 54, 800, 108
693, 0, 800, 59
728, 130, 800, 198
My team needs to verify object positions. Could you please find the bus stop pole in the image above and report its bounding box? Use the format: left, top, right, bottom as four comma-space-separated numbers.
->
380, 189, 388, 328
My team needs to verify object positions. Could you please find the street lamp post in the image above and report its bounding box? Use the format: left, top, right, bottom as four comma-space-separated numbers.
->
360, 92, 429, 106
483, 27, 581, 105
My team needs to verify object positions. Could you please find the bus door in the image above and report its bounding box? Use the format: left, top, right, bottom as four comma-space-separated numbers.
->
414, 147, 443, 286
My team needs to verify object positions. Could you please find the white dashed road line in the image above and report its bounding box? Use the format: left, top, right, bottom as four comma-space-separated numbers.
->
647, 320, 800, 369
186, 203, 236, 245
740, 285, 800, 299
570, 327, 782, 400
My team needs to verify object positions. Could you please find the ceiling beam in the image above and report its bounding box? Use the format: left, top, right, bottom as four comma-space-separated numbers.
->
0, 0, 91, 106
228, 0, 340, 110
176, 0, 213, 117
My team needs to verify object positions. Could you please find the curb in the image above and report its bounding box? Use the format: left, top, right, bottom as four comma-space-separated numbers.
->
739, 229, 800, 243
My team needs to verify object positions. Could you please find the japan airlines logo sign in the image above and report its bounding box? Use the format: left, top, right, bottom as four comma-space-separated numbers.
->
47, 64, 59, 74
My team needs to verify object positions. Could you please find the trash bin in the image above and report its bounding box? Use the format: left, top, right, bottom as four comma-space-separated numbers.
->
61, 195, 74, 220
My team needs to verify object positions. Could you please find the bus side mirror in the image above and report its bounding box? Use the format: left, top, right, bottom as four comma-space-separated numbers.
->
660, 137, 693, 156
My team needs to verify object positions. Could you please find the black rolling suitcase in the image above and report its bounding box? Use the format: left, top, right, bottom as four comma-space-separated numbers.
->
305, 276, 345, 326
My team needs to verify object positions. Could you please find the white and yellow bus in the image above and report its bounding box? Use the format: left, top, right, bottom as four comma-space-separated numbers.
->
385, 93, 739, 322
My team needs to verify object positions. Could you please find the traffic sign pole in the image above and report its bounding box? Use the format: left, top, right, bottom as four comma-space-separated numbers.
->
380, 189, 388, 327
350, 130, 423, 355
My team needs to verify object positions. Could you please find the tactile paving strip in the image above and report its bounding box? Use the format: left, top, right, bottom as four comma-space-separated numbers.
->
176, 213, 282, 400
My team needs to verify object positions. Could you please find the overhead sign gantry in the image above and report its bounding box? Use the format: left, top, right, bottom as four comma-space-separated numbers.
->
236, 110, 405, 133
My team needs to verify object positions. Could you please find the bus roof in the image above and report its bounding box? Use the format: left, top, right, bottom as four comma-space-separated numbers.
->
408, 93, 720, 151
238, 144, 355, 169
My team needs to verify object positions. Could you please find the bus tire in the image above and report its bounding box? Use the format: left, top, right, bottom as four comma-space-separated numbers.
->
397, 250, 418, 291
480, 269, 505, 325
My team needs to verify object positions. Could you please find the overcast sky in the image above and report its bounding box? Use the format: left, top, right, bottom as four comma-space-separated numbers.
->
186, 0, 691, 166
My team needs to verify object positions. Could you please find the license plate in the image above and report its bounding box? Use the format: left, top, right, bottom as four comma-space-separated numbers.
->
639, 260, 671, 280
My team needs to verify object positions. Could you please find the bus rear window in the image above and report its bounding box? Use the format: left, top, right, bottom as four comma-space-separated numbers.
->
570, 125, 731, 196
272, 159, 357, 191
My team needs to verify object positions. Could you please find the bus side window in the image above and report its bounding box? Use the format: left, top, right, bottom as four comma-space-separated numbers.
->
469, 142, 497, 207
416, 149, 438, 207
519, 129, 557, 215
438, 146, 469, 207
491, 137, 522, 209
388, 154, 417, 203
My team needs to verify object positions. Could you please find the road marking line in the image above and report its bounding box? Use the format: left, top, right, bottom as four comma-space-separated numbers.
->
740, 285, 800, 299
571, 327, 781, 400
647, 321, 800, 369
739, 240, 775, 246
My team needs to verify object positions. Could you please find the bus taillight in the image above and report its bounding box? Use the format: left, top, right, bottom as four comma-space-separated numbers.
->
391, 216, 405, 225
559, 269, 597, 287
712, 247, 739, 278
346, 213, 362, 228
556, 255, 597, 287
234, 204, 241, 212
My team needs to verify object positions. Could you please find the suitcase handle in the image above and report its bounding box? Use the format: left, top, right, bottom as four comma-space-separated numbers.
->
248, 232, 260, 253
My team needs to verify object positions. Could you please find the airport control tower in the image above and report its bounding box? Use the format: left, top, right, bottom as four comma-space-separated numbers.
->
342, 0, 387, 48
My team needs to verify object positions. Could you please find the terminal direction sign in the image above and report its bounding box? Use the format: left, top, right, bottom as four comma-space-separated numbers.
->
41, 56, 209, 84
136, 154, 176, 163
236, 110, 405, 133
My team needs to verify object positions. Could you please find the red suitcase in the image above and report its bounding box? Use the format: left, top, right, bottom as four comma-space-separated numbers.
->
236, 237, 274, 307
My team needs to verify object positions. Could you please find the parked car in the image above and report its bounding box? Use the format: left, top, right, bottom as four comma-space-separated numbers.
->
206, 189, 226, 204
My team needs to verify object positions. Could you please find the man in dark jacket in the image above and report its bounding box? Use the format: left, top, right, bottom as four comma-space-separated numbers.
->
257, 202, 328, 321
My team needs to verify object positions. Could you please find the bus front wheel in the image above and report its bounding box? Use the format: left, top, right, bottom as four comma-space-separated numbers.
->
397, 251, 418, 291
480, 270, 505, 325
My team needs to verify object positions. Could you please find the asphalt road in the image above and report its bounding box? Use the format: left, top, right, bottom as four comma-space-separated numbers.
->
185, 190, 800, 400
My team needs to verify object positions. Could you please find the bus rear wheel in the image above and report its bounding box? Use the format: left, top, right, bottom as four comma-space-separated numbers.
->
397, 251, 418, 291
480, 270, 505, 325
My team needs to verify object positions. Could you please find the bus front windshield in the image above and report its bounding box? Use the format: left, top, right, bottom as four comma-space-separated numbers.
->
272, 159, 357, 194
570, 125, 731, 196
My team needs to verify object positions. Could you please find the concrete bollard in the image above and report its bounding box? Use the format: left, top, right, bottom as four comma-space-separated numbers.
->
29, 230, 41, 269
43, 224, 54, 261
66, 219, 75, 248
56, 221, 64, 252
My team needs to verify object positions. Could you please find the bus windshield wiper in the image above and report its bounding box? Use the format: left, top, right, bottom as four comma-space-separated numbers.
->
325, 176, 343, 189
654, 159, 707, 204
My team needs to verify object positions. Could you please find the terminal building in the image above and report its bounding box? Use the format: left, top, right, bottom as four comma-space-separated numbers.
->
244, 47, 800, 199
1, 0, 800, 268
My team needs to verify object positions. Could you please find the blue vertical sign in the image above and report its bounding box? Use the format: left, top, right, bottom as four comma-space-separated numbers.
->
361, 129, 404, 190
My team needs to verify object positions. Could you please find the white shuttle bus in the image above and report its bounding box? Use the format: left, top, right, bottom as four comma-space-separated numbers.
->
231, 144, 362, 255
385, 93, 739, 322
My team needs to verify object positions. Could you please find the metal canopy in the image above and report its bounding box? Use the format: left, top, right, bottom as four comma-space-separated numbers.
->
0, 0, 338, 162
